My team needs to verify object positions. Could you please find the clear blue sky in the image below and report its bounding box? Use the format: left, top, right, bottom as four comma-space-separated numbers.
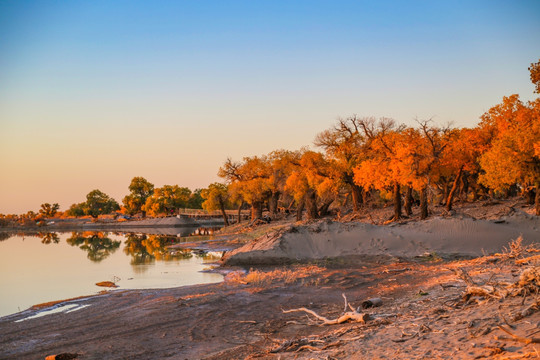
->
1, 0, 539, 213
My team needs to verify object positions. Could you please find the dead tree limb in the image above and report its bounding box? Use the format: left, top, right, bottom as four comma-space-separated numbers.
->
283, 293, 370, 325
497, 325, 540, 344
516, 254, 540, 264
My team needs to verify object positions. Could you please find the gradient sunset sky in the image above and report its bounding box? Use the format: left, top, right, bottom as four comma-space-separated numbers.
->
1, 0, 539, 214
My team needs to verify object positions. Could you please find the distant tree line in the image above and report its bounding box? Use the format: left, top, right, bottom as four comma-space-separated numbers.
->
66, 179, 205, 218
1, 59, 538, 226
212, 58, 540, 221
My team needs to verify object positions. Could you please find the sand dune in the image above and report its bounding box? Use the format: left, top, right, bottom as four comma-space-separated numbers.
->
224, 211, 540, 265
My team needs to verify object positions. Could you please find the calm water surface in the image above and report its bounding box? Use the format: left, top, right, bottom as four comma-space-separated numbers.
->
0, 228, 224, 318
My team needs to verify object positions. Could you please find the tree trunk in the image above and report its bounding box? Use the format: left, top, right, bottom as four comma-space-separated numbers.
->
440, 181, 449, 205
269, 191, 280, 216
296, 199, 304, 221
525, 187, 536, 205
446, 165, 464, 212
318, 198, 334, 217
306, 190, 319, 219
236, 201, 244, 224
350, 183, 363, 212
404, 185, 413, 216
251, 201, 263, 221
219, 200, 230, 226
471, 183, 478, 201
393, 182, 402, 220
505, 184, 518, 198
535, 181, 540, 216
420, 186, 429, 220
460, 171, 469, 200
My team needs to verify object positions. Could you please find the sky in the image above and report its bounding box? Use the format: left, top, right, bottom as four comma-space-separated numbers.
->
1, 0, 539, 214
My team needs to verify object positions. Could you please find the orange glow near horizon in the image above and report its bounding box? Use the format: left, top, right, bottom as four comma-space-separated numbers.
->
1, 1, 539, 214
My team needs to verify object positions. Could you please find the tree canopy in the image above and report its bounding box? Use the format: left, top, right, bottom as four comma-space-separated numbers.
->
84, 190, 120, 218
122, 177, 154, 216
39, 203, 59, 218
201, 182, 232, 225
143, 185, 192, 216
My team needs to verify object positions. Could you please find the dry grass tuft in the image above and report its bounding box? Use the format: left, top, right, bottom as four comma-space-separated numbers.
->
499, 236, 540, 260
502, 236, 527, 259
179, 292, 216, 301
517, 266, 540, 294
31, 295, 92, 310
225, 265, 325, 287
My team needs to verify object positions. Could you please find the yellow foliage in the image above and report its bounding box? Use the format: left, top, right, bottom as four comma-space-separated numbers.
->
479, 96, 540, 191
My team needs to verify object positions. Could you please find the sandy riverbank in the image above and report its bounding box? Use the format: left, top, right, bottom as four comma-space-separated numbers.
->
1, 199, 539, 359
2, 247, 540, 359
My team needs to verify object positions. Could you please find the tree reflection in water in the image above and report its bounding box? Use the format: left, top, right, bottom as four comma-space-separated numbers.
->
124, 234, 202, 265
40, 232, 60, 244
66, 231, 121, 262
0, 232, 10, 242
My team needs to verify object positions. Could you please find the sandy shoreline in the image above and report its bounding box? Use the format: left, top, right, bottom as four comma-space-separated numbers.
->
2, 201, 539, 359
2, 251, 540, 360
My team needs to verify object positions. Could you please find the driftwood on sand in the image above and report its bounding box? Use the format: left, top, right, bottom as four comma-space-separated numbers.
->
282, 293, 370, 325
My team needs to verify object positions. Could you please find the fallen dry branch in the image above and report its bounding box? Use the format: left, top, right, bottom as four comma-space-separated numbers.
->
391, 332, 419, 343
464, 285, 507, 301
295, 344, 322, 352
283, 293, 370, 325
453, 264, 540, 303
513, 301, 539, 321
270, 334, 334, 353
515, 266, 540, 293
497, 325, 540, 344
495, 352, 540, 360
282, 307, 369, 325
452, 267, 477, 286
453, 268, 508, 301
516, 254, 540, 265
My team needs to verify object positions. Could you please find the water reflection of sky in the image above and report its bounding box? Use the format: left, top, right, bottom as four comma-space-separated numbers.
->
0, 229, 223, 318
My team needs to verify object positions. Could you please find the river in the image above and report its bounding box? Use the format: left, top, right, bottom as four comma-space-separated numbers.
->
0, 228, 224, 318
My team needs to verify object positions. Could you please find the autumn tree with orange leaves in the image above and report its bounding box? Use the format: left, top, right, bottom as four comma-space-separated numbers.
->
529, 59, 540, 94
285, 150, 339, 220
478, 95, 540, 215
315, 116, 367, 211
201, 183, 232, 226
441, 127, 491, 211
219, 156, 273, 221
142, 185, 191, 217
267, 150, 302, 216
353, 117, 407, 220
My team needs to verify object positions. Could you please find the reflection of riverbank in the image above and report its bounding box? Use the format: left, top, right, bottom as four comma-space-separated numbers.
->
1, 228, 229, 260
0, 217, 225, 234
